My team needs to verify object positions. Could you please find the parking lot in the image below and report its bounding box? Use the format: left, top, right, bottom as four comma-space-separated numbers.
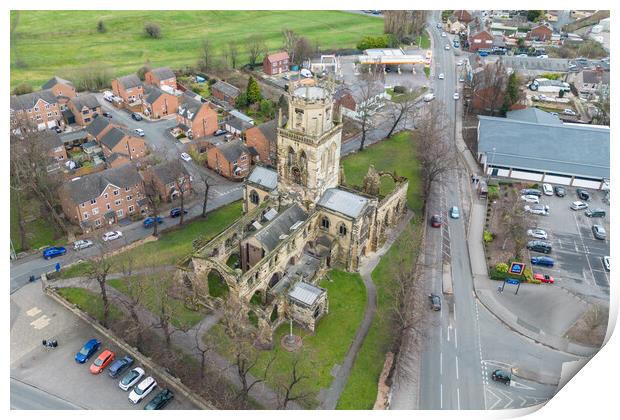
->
524, 186, 610, 300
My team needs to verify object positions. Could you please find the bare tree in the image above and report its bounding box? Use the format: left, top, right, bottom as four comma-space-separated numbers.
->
385, 97, 416, 138
592, 91, 610, 126
85, 246, 113, 328
354, 70, 384, 152
228, 42, 239, 69
275, 354, 316, 409
470, 60, 509, 116
115, 256, 148, 352
498, 187, 528, 259
293, 36, 313, 66
192, 326, 213, 380
150, 273, 191, 347
247, 36, 266, 68
282, 29, 299, 64
143, 177, 162, 237
200, 173, 211, 218
170, 162, 191, 226
200, 38, 212, 72
384, 11, 428, 41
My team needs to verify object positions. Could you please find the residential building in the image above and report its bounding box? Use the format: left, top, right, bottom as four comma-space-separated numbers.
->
66, 94, 102, 126
263, 51, 290, 75
85, 115, 114, 141
111, 74, 144, 104
245, 119, 278, 165
211, 80, 241, 106
468, 30, 494, 52
447, 16, 468, 34
144, 67, 177, 90
176, 94, 218, 139
40, 131, 67, 171
59, 164, 147, 232
452, 10, 474, 24
98, 127, 148, 160
206, 139, 253, 180
469, 64, 508, 114
142, 86, 178, 119
575, 70, 610, 100
143, 161, 193, 202
528, 23, 553, 41
41, 76, 77, 99
224, 116, 254, 136
10, 90, 62, 130
334, 82, 386, 121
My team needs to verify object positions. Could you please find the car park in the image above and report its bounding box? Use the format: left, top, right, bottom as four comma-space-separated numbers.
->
534, 273, 555, 284
129, 377, 158, 404
542, 183, 553, 196
453, 92, 460, 100
527, 240, 552, 254
438, 73, 445, 80
520, 195, 540, 204
576, 188, 590, 201
119, 367, 145, 391
180, 152, 192, 162
450, 206, 460, 219
430, 214, 442, 228
75, 339, 101, 363
428, 294, 441, 311
134, 128, 145, 137
524, 204, 549, 215
527, 228, 548, 240
585, 208, 606, 218
170, 208, 188, 218
554, 186, 566, 197
43, 246, 67, 259
90, 350, 115, 374
531, 256, 554, 267
144, 389, 174, 410
491, 369, 511, 384
102, 231, 123, 241
108, 355, 134, 378
521, 188, 542, 197
73, 239, 94, 251
592, 225, 606, 240
570, 201, 588, 211
131, 113, 143, 121
143, 217, 164, 228
603, 256, 610, 271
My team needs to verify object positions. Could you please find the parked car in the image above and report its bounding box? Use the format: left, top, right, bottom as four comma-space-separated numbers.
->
134, 128, 145, 137
180, 152, 192, 162
89, 349, 115, 374
516, 53, 528, 57
527, 228, 548, 240
537, 54, 549, 59
131, 113, 143, 121
441, 32, 447, 37
563, 108, 577, 116
75, 339, 101, 363
73, 239, 94, 251
531, 256, 554, 267
491, 369, 511, 384
520, 195, 540, 204
524, 204, 549, 215
554, 186, 566, 197
521, 188, 542, 197
576, 188, 590, 201
108, 355, 134, 378
603, 256, 610, 271
43, 246, 66, 260
570, 201, 588, 211
170, 208, 188, 218
53, 126, 63, 133
438, 73, 445, 80
213, 129, 227, 136
459, 76, 465, 82
527, 240, 552, 254
423, 93, 436, 102
453, 92, 460, 100
430, 214, 442, 228
534, 273, 555, 284
119, 367, 145, 391
144, 389, 174, 410
457, 60, 464, 66
585, 208, 606, 218
102, 231, 123, 241
428, 294, 441, 311
129, 377, 158, 404
592, 224, 606, 240
450, 206, 460, 219
542, 183, 553, 196
102, 111, 113, 118
143, 217, 164, 228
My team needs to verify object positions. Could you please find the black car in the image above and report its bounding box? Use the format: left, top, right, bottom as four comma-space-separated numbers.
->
170, 208, 188, 218
144, 389, 174, 410
491, 369, 511, 385
520, 188, 542, 197
576, 188, 590, 201
428, 294, 441, 311
53, 126, 63, 133
131, 112, 143, 121
102, 111, 113, 118
527, 240, 552, 254
554, 186, 566, 197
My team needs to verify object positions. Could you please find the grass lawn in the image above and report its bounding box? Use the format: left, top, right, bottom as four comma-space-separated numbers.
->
417, 30, 431, 49
424, 66, 431, 78
59, 200, 243, 279
57, 287, 123, 322
341, 131, 422, 212
205, 269, 366, 408
387, 86, 428, 104
10, 10, 383, 88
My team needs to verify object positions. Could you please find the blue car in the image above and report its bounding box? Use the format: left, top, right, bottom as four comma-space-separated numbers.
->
108, 355, 134, 378
169, 208, 188, 218
43, 246, 67, 260
75, 339, 101, 363
531, 256, 554, 267
143, 217, 164, 228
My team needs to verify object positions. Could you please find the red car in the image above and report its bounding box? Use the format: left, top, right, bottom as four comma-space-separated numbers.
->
90, 350, 115, 374
431, 214, 442, 228
534, 273, 555, 284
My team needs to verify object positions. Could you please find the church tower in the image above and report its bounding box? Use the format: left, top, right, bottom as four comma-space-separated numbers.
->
276, 85, 342, 204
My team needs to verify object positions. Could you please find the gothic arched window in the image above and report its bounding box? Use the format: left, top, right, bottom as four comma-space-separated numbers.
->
250, 190, 259, 205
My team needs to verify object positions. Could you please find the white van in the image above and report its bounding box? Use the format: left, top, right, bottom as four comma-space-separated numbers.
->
423, 93, 436, 102
103, 91, 114, 102
300, 69, 313, 78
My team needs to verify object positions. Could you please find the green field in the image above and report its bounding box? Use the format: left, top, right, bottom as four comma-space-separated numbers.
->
10, 10, 383, 88
57, 287, 124, 322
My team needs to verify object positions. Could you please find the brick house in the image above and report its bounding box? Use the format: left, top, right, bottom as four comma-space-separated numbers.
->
528, 23, 553, 41
468, 30, 494, 52
176, 94, 218, 139
143, 161, 193, 202
111, 74, 144, 104
452, 10, 474, 24
470, 64, 508, 114
224, 116, 254, 137
206, 139, 253, 180
211, 80, 241, 106
85, 115, 114, 141
245, 119, 277, 165
334, 82, 386, 121
41, 76, 77, 99
142, 86, 178, 119
144, 67, 177, 90
59, 163, 147, 232
40, 131, 67, 172
98, 127, 148, 160
66, 94, 102, 126
10, 90, 63, 130
263, 51, 290, 75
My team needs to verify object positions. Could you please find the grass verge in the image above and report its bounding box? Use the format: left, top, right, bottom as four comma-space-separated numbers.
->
57, 287, 123, 322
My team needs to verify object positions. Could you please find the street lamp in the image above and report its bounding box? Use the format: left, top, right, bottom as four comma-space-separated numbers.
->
488, 146, 496, 179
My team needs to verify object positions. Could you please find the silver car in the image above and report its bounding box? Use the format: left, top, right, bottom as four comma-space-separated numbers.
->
73, 239, 94, 251
592, 225, 606, 240
527, 228, 548, 240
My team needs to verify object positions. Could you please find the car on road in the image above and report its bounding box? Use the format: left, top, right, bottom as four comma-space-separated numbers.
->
131, 112, 143, 121
134, 128, 145, 137
457, 60, 464, 66
520, 194, 540, 204
170, 208, 188, 218
563, 108, 577, 116
527, 240, 552, 254
542, 183, 553, 196
521, 188, 542, 197
90, 349, 115, 374
570, 201, 588, 211
537, 54, 549, 59
129, 377, 158, 404
108, 355, 134, 378
75, 339, 101, 363
119, 367, 145, 391
527, 228, 548, 240
213, 129, 227, 136
73, 239, 94, 251
524, 204, 549, 215
453, 92, 460, 100
554, 186, 566, 197
441, 32, 447, 37
592, 224, 606, 240
459, 76, 465, 83
603, 256, 610, 271
585, 208, 606, 218
102, 111, 113, 118
534, 273, 555, 284
445, 44, 450, 50
516, 53, 528, 57
144, 389, 174, 410
430, 214, 442, 228
423, 93, 436, 102
43, 246, 66, 259
180, 152, 192, 162
491, 369, 511, 384
102, 230, 122, 242
576, 188, 590, 201
53, 126, 63, 133
143, 217, 164, 228
450, 206, 460, 219
428, 294, 441, 311
438, 73, 445, 80
437, 23, 442, 29
531, 256, 554, 267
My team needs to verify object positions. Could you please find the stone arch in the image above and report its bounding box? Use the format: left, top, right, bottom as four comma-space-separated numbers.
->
299, 150, 307, 174
226, 253, 240, 269
337, 222, 348, 236
249, 189, 260, 205
268, 272, 282, 289
287, 146, 295, 166
206, 268, 229, 298
384, 209, 391, 226
248, 310, 259, 327
361, 246, 367, 256
320, 215, 331, 230
288, 255, 297, 266
270, 305, 279, 322
250, 289, 264, 306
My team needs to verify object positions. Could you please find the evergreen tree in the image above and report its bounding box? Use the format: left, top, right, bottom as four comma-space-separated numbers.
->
246, 76, 262, 105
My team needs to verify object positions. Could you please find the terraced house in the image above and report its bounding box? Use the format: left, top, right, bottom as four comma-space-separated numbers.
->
41, 76, 77, 102
98, 126, 148, 160
66, 94, 102, 126
175, 93, 218, 139
10, 89, 62, 130
142, 86, 178, 119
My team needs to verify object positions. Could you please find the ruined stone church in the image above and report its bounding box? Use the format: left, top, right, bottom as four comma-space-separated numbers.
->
177, 83, 408, 347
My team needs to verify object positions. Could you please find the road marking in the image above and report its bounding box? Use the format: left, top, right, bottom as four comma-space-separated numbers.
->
454, 326, 458, 349
447, 325, 451, 342
30, 315, 50, 330
457, 387, 461, 409
455, 356, 459, 379
440, 383, 443, 409
511, 380, 536, 391
440, 352, 443, 375
26, 307, 42, 317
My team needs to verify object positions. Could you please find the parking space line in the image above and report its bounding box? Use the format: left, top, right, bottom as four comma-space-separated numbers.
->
572, 211, 597, 287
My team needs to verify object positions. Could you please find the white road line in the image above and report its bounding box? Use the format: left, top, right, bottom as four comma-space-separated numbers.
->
454, 326, 458, 349
440, 383, 443, 409
440, 352, 443, 375
457, 387, 461, 409
456, 356, 460, 379
447, 325, 451, 342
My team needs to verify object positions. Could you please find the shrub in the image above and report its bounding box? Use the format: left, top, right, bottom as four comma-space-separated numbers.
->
393, 86, 406, 94
530, 183, 539, 189
96, 20, 106, 33
12, 82, 33, 95
495, 262, 509, 273
484, 230, 494, 243
144, 23, 161, 39
356, 35, 391, 50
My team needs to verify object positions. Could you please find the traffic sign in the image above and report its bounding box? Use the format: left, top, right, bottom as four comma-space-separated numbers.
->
506, 278, 520, 285
509, 262, 525, 275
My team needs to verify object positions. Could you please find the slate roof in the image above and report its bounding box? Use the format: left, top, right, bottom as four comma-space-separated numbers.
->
144, 86, 166, 104
99, 127, 131, 150
478, 115, 610, 179
40, 131, 63, 150
317, 188, 369, 219
247, 166, 278, 191
288, 282, 325, 307
178, 95, 203, 121
226, 116, 253, 132
63, 164, 141, 205
216, 139, 249, 162
10, 89, 58, 111
150, 67, 176, 81
255, 119, 277, 145
60, 129, 88, 143
254, 203, 308, 252
70, 94, 100, 111
116, 74, 143, 89
506, 108, 562, 125
41, 76, 74, 90
85, 115, 112, 138
150, 160, 189, 185
212, 80, 241, 97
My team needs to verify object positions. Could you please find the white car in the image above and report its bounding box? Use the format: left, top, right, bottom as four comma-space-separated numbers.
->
537, 54, 549, 59
453, 92, 460, 100
527, 228, 548, 240
134, 128, 145, 137
563, 108, 577, 116
516, 54, 528, 57
570, 201, 588, 211
525, 204, 550, 215
603, 256, 610, 271
521, 195, 540, 204
445, 44, 451, 50
423, 93, 436, 102
102, 231, 122, 242
441, 32, 447, 37
542, 183, 553, 196
73, 239, 94, 251
438, 73, 445, 80
459, 76, 465, 83
181, 152, 192, 162
457, 60, 464, 66
119, 367, 145, 391
128, 376, 157, 404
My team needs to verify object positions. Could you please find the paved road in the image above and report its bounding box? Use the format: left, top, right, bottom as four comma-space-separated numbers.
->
11, 377, 83, 409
